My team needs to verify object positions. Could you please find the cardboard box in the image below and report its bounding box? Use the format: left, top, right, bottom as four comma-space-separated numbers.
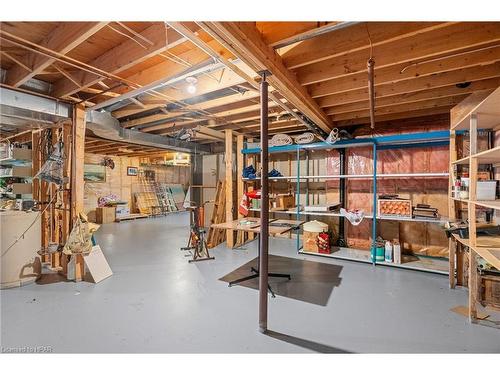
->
12, 183, 32, 194
115, 204, 130, 218
479, 274, 500, 310
271, 194, 295, 211
96, 207, 116, 224
477, 181, 497, 200
456, 132, 489, 159
378, 199, 412, 218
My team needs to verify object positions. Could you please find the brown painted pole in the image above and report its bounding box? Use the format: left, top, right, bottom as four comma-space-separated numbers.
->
367, 58, 376, 130
259, 72, 269, 333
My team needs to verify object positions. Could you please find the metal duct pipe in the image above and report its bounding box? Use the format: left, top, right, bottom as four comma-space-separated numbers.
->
272, 22, 361, 49
86, 110, 210, 154
367, 58, 376, 130
0, 86, 71, 130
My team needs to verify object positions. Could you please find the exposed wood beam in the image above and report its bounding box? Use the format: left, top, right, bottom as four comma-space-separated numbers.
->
271, 22, 358, 49
281, 22, 449, 69
166, 22, 318, 136
335, 106, 456, 127
312, 44, 500, 102
144, 102, 283, 134
325, 78, 500, 115
6, 22, 107, 87
331, 95, 469, 122
199, 22, 332, 133
317, 62, 500, 107
112, 67, 251, 119
0, 50, 32, 72
296, 22, 500, 85
121, 91, 263, 129
51, 23, 184, 98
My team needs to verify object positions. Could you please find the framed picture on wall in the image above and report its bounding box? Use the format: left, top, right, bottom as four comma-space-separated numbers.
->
127, 166, 138, 176
84, 164, 106, 182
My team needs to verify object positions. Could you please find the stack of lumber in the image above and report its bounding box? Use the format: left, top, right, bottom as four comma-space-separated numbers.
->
413, 204, 440, 219
207, 180, 226, 248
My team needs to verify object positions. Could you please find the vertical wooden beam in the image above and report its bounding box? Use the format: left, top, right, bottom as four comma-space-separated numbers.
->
71, 104, 86, 281
448, 129, 457, 288
50, 129, 60, 269
468, 114, 478, 322
61, 122, 72, 276
236, 134, 245, 245
71, 104, 86, 220
225, 129, 234, 248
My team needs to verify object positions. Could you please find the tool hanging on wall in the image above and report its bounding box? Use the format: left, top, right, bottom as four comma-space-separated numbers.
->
34, 141, 65, 186
101, 157, 115, 170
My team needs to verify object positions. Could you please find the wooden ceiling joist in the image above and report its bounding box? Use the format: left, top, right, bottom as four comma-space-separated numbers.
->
51, 23, 183, 98
296, 22, 500, 86
331, 94, 469, 122
312, 44, 500, 101
319, 61, 500, 111
4, 22, 107, 87
199, 22, 332, 133
280, 22, 449, 70
325, 78, 500, 116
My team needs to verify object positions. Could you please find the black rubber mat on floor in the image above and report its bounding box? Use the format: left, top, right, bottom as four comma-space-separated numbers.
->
219, 255, 342, 306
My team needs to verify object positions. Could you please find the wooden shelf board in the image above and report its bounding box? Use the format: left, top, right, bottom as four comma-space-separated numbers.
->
243, 173, 449, 181
249, 208, 448, 223
452, 156, 470, 165
471, 200, 500, 210
299, 248, 449, 275
451, 234, 500, 270
450, 196, 470, 204
474, 247, 500, 270
451, 86, 500, 131
471, 145, 500, 164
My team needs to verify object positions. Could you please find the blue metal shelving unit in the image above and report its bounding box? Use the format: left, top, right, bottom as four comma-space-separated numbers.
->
242, 130, 452, 268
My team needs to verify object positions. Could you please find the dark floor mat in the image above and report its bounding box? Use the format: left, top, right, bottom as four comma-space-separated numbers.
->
219, 255, 342, 306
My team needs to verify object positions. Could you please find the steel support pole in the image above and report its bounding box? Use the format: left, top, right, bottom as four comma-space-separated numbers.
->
258, 72, 269, 333
371, 143, 378, 265
338, 148, 347, 247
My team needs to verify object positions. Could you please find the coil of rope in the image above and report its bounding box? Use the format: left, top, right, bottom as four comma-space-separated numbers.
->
294, 132, 315, 144
269, 133, 293, 147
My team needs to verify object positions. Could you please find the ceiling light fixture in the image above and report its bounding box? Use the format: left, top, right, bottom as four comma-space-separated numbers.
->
186, 76, 198, 94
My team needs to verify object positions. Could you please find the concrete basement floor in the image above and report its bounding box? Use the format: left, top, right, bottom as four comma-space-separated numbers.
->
1, 212, 499, 353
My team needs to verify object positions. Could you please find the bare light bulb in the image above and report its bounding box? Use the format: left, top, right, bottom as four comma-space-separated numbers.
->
187, 84, 197, 94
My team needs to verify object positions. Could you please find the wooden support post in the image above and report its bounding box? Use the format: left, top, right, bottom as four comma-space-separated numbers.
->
71, 104, 86, 281
31, 131, 46, 263
225, 129, 234, 248
236, 134, 245, 245
60, 122, 72, 275
449, 238, 456, 289
448, 129, 457, 288
50, 129, 60, 269
468, 114, 478, 322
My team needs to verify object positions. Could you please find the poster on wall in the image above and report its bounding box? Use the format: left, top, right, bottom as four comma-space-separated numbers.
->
127, 166, 138, 176
84, 164, 106, 182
